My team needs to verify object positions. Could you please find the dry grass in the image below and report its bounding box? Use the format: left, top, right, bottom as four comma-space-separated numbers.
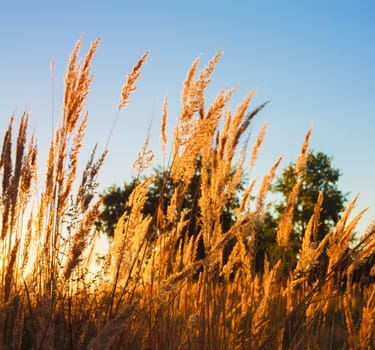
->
0, 38, 374, 350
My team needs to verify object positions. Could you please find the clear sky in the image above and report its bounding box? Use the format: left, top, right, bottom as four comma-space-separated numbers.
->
0, 1, 374, 234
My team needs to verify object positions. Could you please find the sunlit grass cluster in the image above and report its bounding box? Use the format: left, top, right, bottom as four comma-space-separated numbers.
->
0, 38, 374, 349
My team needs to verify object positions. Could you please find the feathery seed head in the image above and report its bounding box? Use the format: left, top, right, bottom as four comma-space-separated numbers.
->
118, 51, 149, 110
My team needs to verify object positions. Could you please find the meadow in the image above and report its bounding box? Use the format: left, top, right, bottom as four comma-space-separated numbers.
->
0, 38, 374, 350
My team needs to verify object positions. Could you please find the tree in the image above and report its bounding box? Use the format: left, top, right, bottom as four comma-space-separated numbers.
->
255, 150, 347, 273
95, 180, 139, 237
96, 161, 241, 247
96, 164, 241, 267
274, 151, 346, 242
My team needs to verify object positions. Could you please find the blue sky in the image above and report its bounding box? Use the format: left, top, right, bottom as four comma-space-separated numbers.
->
0, 1, 374, 233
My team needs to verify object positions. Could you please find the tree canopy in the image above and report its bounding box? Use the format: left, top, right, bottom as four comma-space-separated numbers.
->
96, 161, 241, 240
255, 150, 347, 273
97, 150, 348, 275
274, 151, 346, 242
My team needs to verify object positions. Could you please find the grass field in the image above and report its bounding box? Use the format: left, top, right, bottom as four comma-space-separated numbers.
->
0, 38, 374, 350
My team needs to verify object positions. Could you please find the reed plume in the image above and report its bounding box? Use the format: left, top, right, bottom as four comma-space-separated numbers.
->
118, 51, 149, 110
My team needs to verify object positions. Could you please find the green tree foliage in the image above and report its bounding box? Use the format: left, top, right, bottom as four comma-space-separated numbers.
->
95, 180, 139, 237
96, 161, 241, 245
274, 151, 346, 242
256, 151, 347, 273
97, 150, 349, 278
96, 163, 243, 266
